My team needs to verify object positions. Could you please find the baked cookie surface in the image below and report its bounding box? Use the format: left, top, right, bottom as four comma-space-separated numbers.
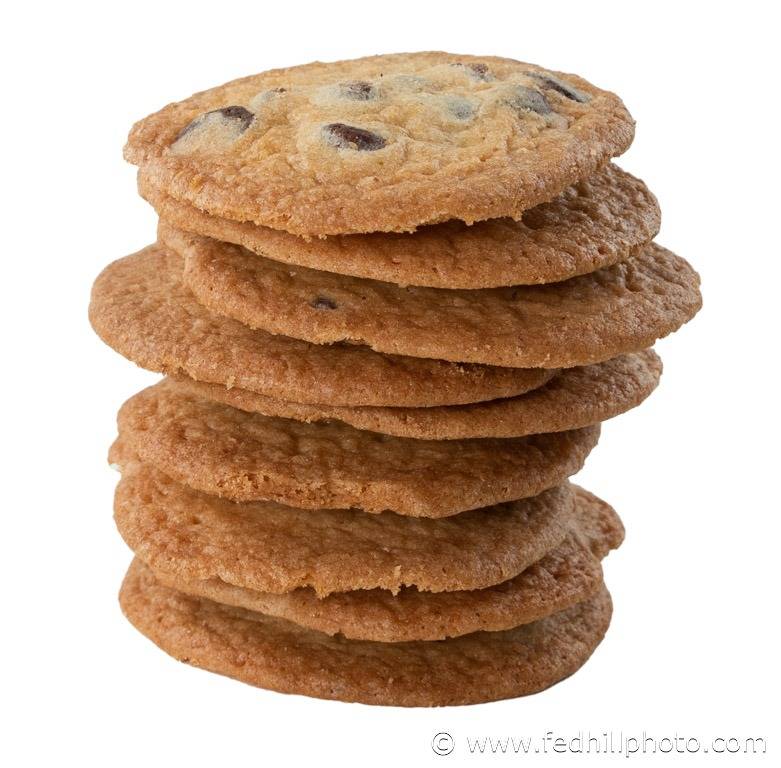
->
125, 52, 634, 235
113, 460, 574, 595
145, 164, 659, 288
114, 381, 600, 516
89, 245, 553, 406
167, 226, 701, 368
140, 484, 623, 641
120, 560, 613, 706
175, 350, 661, 440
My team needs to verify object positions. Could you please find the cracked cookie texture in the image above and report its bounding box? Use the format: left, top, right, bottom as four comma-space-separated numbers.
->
89, 50, 703, 705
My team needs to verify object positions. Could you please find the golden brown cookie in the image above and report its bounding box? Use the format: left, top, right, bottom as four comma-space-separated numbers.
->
144, 164, 659, 288
89, 245, 554, 407
114, 380, 600, 516
120, 560, 613, 706
114, 460, 574, 595
125, 52, 634, 236
173, 349, 661, 440
165, 225, 701, 368
146, 485, 623, 641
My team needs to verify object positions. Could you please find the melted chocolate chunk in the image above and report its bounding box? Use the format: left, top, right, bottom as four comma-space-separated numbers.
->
507, 86, 552, 116
340, 81, 377, 100
322, 123, 387, 151
527, 72, 589, 103
177, 105, 255, 140
216, 106, 255, 126
311, 296, 338, 310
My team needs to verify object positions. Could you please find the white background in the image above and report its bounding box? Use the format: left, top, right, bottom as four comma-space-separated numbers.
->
2, 1, 778, 765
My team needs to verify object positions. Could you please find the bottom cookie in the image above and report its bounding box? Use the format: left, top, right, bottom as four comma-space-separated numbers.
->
120, 560, 612, 706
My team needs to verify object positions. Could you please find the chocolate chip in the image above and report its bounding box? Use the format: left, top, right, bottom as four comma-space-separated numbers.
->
526, 71, 589, 103
340, 81, 377, 100
311, 296, 338, 310
322, 123, 387, 151
177, 105, 255, 140
217, 106, 255, 127
506, 86, 552, 116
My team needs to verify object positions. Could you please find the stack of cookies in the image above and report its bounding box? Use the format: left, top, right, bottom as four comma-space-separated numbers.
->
89, 52, 701, 706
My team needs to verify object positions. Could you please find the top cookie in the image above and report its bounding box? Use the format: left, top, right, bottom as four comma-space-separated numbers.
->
125, 52, 635, 235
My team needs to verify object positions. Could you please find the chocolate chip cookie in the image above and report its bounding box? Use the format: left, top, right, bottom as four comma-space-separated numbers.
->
89, 245, 554, 406
126, 52, 634, 235
165, 224, 701, 368
172, 216, 702, 368
143, 163, 659, 288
